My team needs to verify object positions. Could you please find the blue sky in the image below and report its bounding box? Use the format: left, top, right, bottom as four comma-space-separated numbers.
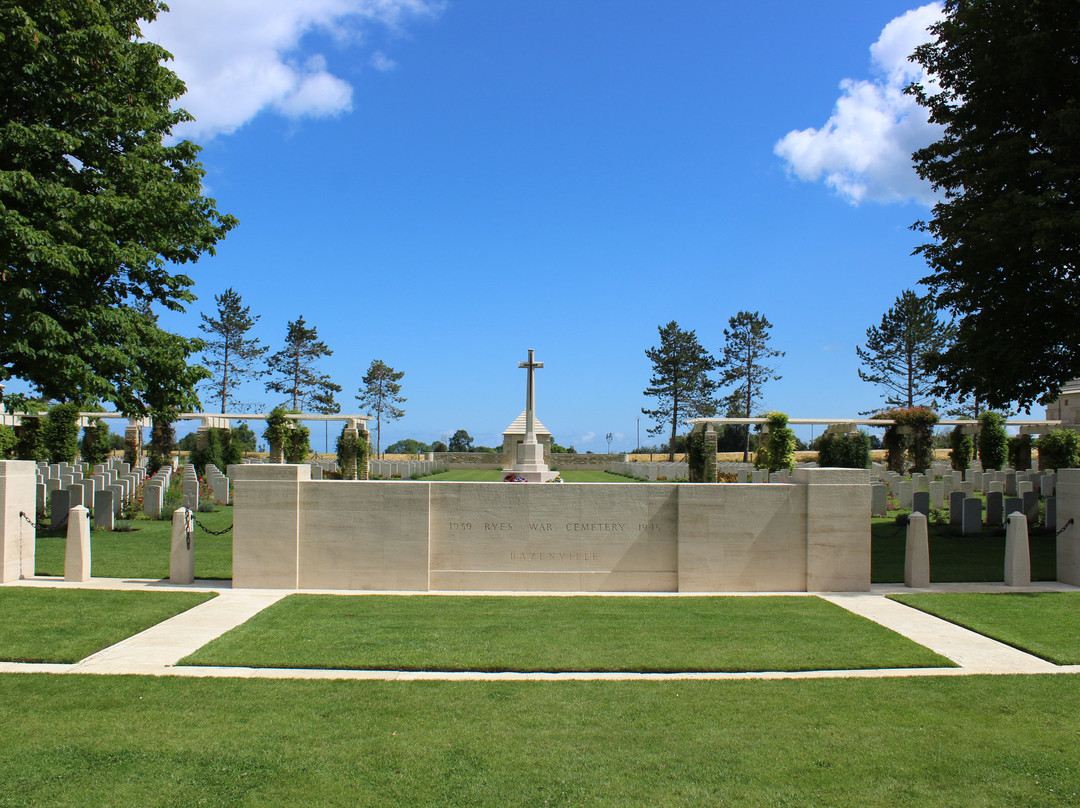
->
19, 1, 967, 450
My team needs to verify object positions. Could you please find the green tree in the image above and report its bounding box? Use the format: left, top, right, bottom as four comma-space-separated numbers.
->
80, 417, 114, 466
642, 321, 718, 462
231, 422, 257, 453
857, 291, 955, 413
909, 0, 1080, 409
718, 312, 783, 462
199, 289, 267, 414
265, 316, 341, 413
355, 360, 405, 458
385, 438, 431, 455
430, 440, 448, 453
448, 430, 473, 452
0, 1, 235, 412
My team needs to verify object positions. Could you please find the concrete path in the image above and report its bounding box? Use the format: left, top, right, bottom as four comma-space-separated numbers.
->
2, 578, 1079, 682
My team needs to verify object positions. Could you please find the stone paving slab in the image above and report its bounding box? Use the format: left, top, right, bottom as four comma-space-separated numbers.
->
68, 590, 288, 674
820, 593, 1060, 673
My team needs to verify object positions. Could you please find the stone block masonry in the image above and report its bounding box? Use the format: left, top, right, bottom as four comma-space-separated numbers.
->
230, 465, 871, 593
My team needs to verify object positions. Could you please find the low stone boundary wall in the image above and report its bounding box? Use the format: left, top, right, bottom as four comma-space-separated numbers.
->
230, 465, 873, 593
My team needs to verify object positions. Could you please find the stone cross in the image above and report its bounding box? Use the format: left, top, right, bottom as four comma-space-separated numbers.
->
518, 348, 544, 442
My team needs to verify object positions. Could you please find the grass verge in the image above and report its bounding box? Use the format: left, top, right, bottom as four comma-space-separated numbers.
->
889, 592, 1080, 664
420, 470, 641, 482
1, 674, 1078, 806
34, 506, 233, 579
871, 516, 1057, 583
181, 594, 952, 672
0, 588, 215, 663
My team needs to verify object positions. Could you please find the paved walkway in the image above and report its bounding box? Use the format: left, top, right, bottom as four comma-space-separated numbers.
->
2, 577, 1078, 681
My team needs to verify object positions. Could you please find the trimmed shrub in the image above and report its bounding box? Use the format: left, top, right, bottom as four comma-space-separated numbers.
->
43, 403, 81, 464
949, 426, 973, 471
285, 423, 310, 463
817, 431, 871, 469
80, 417, 114, 466
1037, 429, 1080, 470
756, 412, 796, 473
978, 411, 1009, 470
1007, 434, 1032, 470
0, 425, 15, 459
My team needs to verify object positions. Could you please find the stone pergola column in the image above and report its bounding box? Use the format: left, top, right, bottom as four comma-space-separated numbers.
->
702, 426, 718, 483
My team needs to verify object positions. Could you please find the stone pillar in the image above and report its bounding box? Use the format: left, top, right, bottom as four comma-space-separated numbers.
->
702, 428, 718, 483
1056, 468, 1080, 586
794, 468, 871, 592
1, 460, 37, 582
195, 426, 211, 451
124, 420, 142, 464
904, 511, 929, 588
64, 505, 91, 582
1004, 512, 1031, 587
231, 463, 311, 588
359, 426, 371, 481
170, 507, 195, 585
339, 424, 359, 480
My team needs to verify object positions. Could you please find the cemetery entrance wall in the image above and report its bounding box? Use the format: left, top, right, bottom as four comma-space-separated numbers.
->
230, 465, 872, 592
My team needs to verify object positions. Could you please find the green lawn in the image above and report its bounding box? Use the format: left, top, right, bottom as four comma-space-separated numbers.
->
181, 594, 951, 672
0, 588, 215, 663
420, 469, 641, 482
1, 673, 1079, 806
871, 516, 1057, 583
34, 506, 234, 580
889, 592, 1080, 665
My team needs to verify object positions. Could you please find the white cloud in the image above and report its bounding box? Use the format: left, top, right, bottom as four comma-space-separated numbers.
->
144, 0, 443, 139
370, 51, 398, 72
579, 431, 597, 444
774, 3, 944, 205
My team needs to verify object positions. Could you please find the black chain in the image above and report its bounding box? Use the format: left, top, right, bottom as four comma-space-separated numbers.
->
19, 511, 38, 529
189, 513, 233, 536
1057, 518, 1074, 537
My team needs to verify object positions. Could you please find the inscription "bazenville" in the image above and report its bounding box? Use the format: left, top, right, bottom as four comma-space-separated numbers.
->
510, 552, 599, 561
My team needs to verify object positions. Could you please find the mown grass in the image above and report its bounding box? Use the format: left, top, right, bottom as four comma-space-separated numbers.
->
889, 592, 1080, 665
0, 588, 215, 663
871, 516, 1057, 583
1, 673, 1078, 806
182, 594, 951, 672
34, 506, 234, 579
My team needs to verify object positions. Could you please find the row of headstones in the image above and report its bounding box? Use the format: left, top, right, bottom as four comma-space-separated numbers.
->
369, 459, 440, 479
176, 463, 230, 512
39, 459, 145, 531
609, 461, 690, 481
136, 465, 176, 523
904, 511, 1034, 588
878, 467, 1053, 502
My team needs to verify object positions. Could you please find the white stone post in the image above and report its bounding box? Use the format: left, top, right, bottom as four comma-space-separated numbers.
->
1004, 511, 1031, 587
904, 512, 929, 588
1, 460, 37, 582
64, 505, 91, 582
170, 507, 195, 585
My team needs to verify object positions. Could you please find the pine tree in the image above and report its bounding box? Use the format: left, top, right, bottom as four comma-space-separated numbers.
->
265, 316, 342, 413
718, 312, 784, 462
642, 321, 718, 462
356, 360, 405, 458
856, 291, 955, 412
199, 289, 267, 413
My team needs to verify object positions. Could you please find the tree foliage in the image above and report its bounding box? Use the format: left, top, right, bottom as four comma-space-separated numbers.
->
448, 429, 473, 452
355, 360, 405, 458
978, 411, 1009, 471
909, 0, 1080, 408
265, 316, 341, 413
0, 1, 235, 413
718, 312, 783, 462
642, 321, 718, 462
857, 291, 955, 412
199, 288, 266, 414
43, 402, 80, 464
